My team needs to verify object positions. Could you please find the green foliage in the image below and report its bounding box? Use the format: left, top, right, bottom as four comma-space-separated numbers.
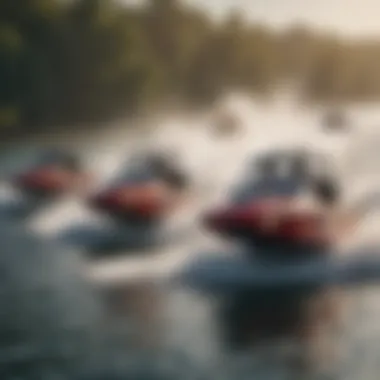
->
0, 0, 380, 136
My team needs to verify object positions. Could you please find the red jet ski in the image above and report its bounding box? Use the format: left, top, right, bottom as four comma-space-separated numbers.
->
12, 149, 90, 198
89, 153, 189, 224
203, 155, 340, 252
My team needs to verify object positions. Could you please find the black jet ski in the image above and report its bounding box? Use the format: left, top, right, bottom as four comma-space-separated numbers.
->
58, 151, 190, 257
0, 146, 89, 219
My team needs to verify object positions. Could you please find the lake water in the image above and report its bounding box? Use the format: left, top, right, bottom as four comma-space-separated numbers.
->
4, 93, 380, 379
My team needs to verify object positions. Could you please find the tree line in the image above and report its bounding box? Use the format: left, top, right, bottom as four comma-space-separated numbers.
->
1, 0, 380, 136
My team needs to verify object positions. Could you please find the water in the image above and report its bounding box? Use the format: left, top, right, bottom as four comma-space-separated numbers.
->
5, 93, 380, 378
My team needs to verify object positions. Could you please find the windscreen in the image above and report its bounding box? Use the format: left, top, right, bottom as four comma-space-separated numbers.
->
231, 152, 313, 204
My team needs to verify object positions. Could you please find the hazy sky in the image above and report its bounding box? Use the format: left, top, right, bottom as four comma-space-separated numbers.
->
123, 0, 380, 37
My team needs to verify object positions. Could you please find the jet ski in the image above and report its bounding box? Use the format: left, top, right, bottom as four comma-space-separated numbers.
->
175, 148, 380, 357
89, 152, 189, 223
205, 148, 339, 251
322, 108, 350, 132
0, 146, 89, 219
59, 152, 190, 257
211, 109, 241, 137
13, 149, 86, 195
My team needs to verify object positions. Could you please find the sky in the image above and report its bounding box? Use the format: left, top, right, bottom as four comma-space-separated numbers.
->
123, 0, 380, 38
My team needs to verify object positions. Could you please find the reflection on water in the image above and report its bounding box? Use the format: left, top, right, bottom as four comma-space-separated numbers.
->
158, 286, 380, 380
